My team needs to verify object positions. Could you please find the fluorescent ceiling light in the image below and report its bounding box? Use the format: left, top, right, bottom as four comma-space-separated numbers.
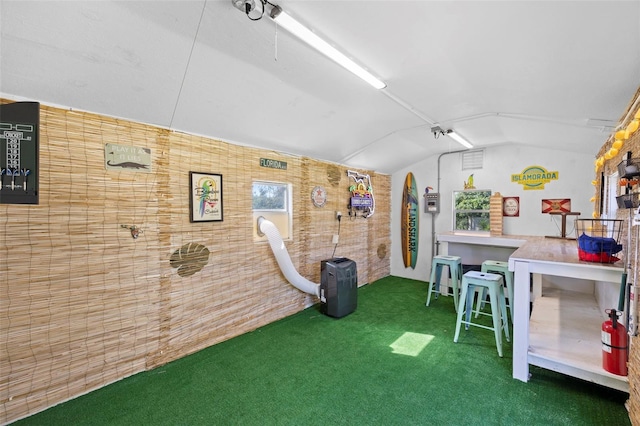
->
270, 9, 386, 90
447, 131, 474, 149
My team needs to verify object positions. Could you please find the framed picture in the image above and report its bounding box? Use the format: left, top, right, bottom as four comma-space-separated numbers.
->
503, 196, 520, 217
190, 172, 223, 222
541, 198, 571, 213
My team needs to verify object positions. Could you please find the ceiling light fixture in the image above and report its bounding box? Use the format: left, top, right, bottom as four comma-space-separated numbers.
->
269, 6, 386, 90
431, 126, 474, 149
447, 130, 474, 149
233, 0, 386, 90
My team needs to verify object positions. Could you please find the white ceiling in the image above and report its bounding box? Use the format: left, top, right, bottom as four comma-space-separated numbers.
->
1, 1, 639, 174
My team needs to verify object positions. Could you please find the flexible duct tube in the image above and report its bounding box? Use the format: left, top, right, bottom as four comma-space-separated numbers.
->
258, 216, 320, 297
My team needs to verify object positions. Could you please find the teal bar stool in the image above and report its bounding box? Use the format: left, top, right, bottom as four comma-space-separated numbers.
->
426, 255, 462, 312
475, 260, 514, 321
454, 270, 510, 357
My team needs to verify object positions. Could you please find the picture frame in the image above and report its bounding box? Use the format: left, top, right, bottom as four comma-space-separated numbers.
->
541, 198, 571, 213
503, 196, 520, 217
190, 171, 223, 222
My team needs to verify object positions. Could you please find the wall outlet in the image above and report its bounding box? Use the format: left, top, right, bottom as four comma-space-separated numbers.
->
332, 234, 339, 244
335, 211, 342, 220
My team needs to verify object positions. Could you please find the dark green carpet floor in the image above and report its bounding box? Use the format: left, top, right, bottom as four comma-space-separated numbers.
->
14, 276, 630, 425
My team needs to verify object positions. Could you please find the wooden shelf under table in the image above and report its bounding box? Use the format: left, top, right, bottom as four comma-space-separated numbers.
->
529, 288, 629, 392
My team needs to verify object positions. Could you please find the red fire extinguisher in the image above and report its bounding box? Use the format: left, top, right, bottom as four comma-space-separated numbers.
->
602, 308, 628, 376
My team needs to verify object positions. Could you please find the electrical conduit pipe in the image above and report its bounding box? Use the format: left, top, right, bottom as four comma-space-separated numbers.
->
257, 216, 320, 297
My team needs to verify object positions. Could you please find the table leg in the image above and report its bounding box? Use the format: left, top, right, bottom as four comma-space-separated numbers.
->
513, 260, 531, 382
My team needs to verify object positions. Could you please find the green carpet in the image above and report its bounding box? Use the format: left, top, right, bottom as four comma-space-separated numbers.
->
14, 276, 630, 425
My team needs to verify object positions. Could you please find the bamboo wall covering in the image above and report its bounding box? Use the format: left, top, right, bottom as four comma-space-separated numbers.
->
0, 99, 391, 424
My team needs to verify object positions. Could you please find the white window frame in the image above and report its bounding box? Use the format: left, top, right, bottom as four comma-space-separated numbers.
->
252, 181, 293, 241
604, 172, 619, 219
452, 189, 492, 233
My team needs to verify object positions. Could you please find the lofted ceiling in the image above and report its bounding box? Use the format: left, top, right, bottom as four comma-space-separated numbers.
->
1, 1, 639, 174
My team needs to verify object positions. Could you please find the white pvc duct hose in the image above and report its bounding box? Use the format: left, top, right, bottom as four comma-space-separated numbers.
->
258, 217, 320, 297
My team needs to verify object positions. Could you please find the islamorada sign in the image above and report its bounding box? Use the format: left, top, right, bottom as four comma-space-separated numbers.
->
511, 165, 558, 190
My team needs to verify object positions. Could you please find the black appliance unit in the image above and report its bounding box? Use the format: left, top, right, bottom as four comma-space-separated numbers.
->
320, 257, 357, 318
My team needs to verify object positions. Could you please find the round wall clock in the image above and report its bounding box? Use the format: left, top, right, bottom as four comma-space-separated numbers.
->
311, 186, 327, 207
503, 196, 520, 217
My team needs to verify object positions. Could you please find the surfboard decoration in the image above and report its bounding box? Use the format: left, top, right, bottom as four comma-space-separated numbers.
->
401, 172, 419, 268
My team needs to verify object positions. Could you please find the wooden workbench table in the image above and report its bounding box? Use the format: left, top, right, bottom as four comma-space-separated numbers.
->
509, 237, 628, 392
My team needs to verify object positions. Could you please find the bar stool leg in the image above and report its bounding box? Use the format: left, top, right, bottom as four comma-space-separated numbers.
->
436, 264, 444, 295
464, 284, 476, 330
426, 263, 441, 306
475, 287, 488, 318
488, 286, 503, 357
451, 264, 460, 313
499, 285, 510, 342
453, 281, 469, 343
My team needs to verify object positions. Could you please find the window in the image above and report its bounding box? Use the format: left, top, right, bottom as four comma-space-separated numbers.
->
252, 181, 292, 240
253, 182, 288, 210
453, 190, 491, 232
600, 172, 620, 236
604, 172, 619, 219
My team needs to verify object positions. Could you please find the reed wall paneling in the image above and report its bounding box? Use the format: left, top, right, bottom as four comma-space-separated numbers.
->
0, 99, 391, 424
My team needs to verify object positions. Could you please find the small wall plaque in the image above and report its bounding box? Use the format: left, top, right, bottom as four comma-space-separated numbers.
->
503, 196, 520, 217
260, 158, 287, 170
105, 143, 151, 172
311, 186, 327, 207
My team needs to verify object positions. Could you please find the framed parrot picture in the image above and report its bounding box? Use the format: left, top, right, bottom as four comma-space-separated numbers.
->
190, 171, 223, 222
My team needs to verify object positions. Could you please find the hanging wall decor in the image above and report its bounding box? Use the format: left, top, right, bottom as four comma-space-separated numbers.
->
463, 174, 476, 190
0, 101, 39, 204
511, 165, 558, 190
541, 198, 571, 213
401, 171, 419, 269
190, 171, 223, 222
347, 169, 375, 218
170, 242, 210, 277
259, 157, 287, 170
311, 185, 327, 207
105, 143, 151, 172
502, 196, 520, 217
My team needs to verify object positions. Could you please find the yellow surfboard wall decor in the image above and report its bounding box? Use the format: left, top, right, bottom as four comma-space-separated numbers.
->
401, 172, 419, 268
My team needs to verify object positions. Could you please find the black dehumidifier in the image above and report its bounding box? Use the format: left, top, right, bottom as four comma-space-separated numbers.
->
320, 257, 357, 318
